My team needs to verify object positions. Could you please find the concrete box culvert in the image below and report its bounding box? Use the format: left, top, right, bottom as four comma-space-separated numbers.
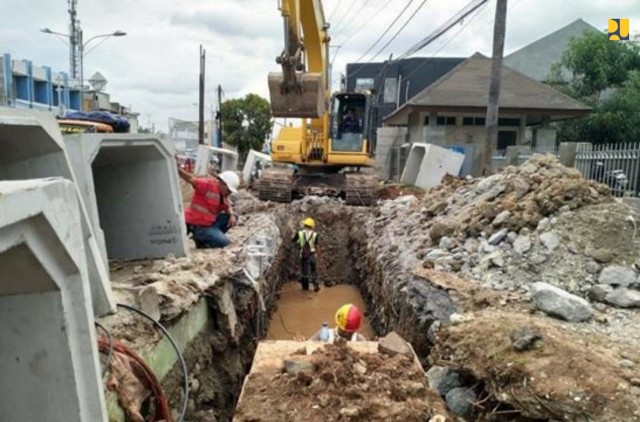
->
64, 134, 188, 261
0, 179, 107, 421
0, 108, 114, 316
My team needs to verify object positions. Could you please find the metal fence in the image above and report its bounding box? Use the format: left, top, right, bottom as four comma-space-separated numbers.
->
575, 142, 640, 197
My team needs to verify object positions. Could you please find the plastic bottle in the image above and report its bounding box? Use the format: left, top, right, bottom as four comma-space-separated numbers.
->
319, 323, 330, 342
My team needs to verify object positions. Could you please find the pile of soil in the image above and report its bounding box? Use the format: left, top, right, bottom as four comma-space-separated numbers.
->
377, 183, 426, 201
234, 342, 451, 421
430, 309, 640, 421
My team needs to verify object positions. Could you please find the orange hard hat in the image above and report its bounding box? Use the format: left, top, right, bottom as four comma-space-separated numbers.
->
335, 304, 363, 333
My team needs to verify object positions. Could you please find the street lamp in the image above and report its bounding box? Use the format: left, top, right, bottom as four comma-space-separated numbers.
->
40, 27, 126, 90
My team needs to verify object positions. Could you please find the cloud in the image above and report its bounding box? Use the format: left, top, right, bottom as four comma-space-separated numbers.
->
1, 0, 639, 131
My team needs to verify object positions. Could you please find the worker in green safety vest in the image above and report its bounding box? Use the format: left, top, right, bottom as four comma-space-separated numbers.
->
292, 217, 320, 292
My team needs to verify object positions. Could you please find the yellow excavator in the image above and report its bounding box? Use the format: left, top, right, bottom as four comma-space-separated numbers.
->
258, 0, 378, 205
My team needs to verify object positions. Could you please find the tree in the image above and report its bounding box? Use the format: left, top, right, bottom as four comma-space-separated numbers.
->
221, 94, 272, 158
547, 31, 640, 144
481, 0, 508, 175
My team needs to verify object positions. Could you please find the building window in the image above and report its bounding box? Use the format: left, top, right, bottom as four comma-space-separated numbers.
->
463, 117, 485, 126
383, 77, 398, 103
355, 78, 374, 91
498, 117, 521, 127
497, 130, 517, 150
436, 116, 456, 126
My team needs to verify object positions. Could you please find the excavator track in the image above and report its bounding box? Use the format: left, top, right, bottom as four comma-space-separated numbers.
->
257, 168, 294, 203
345, 173, 378, 206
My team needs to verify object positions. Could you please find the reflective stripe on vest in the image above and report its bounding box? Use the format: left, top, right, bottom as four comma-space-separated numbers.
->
191, 203, 213, 216
204, 191, 221, 200
298, 230, 317, 252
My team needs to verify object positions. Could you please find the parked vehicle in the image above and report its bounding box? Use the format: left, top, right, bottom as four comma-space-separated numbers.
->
591, 161, 629, 197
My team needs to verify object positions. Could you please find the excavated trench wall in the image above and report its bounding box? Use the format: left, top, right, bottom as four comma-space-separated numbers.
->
158, 198, 458, 421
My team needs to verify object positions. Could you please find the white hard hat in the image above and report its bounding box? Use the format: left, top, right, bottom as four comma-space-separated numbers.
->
218, 171, 240, 193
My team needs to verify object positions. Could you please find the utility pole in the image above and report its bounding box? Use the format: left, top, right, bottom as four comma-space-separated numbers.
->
482, 0, 508, 175
198, 45, 206, 145
216, 84, 223, 148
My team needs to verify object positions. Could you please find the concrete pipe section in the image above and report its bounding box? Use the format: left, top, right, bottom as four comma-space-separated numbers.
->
64, 134, 188, 261
0, 179, 107, 421
0, 109, 114, 316
400, 143, 465, 190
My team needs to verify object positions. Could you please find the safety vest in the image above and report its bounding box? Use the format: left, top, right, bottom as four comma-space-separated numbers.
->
297, 230, 317, 255
185, 178, 227, 226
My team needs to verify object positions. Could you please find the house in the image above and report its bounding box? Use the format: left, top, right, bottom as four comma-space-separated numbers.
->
344, 57, 465, 128
504, 19, 600, 82
382, 53, 590, 175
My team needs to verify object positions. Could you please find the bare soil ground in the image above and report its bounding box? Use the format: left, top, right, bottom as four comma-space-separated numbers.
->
234, 342, 451, 422
431, 309, 640, 421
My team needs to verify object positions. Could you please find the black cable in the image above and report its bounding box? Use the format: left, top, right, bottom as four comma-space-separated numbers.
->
94, 321, 113, 378
352, 0, 416, 64
327, 0, 342, 22
338, 0, 394, 46
332, 0, 369, 39
116, 303, 189, 422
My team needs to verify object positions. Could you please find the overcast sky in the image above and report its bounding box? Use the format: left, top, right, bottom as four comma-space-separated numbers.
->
1, 0, 638, 131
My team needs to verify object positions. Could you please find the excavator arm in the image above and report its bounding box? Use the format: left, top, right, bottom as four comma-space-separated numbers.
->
268, 0, 330, 120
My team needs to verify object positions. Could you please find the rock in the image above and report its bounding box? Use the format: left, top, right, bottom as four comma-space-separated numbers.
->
620, 359, 635, 368
489, 229, 508, 246
510, 327, 543, 351
445, 387, 477, 417
513, 236, 532, 254
283, 359, 314, 375
427, 321, 441, 344
585, 261, 601, 275
599, 265, 637, 287
137, 285, 161, 322
464, 238, 479, 254
539, 232, 560, 252
604, 288, 640, 308
190, 377, 200, 394
339, 407, 360, 417
492, 210, 511, 226
592, 248, 614, 264
378, 331, 413, 358
559, 205, 571, 214
353, 362, 367, 375
529, 252, 548, 265
507, 231, 518, 244
439, 236, 453, 251
449, 313, 474, 325
532, 282, 593, 322
588, 284, 614, 303
427, 249, 450, 260
318, 394, 331, 408
427, 366, 463, 396
537, 218, 550, 232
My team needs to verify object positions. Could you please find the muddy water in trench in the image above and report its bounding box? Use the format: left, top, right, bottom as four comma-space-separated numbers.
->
267, 282, 375, 340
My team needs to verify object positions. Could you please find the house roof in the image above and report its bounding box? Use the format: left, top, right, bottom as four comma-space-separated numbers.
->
383, 53, 590, 125
504, 19, 601, 81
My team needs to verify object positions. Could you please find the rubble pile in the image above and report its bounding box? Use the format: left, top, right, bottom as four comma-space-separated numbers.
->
234, 342, 451, 422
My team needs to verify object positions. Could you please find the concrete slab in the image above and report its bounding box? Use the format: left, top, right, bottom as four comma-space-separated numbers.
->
401, 143, 465, 189
242, 150, 271, 183
195, 144, 239, 175
0, 178, 107, 421
0, 108, 114, 316
64, 134, 188, 261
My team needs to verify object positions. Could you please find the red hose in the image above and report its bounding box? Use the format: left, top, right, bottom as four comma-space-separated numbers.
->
98, 336, 172, 422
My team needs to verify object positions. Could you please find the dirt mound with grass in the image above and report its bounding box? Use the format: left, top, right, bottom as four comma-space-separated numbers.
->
430, 310, 640, 421
234, 342, 451, 421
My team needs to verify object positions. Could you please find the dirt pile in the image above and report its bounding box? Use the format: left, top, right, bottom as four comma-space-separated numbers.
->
431, 309, 640, 421
234, 342, 451, 422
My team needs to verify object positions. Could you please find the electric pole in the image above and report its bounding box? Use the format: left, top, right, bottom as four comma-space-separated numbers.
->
216, 84, 223, 148
198, 45, 205, 145
482, 0, 508, 175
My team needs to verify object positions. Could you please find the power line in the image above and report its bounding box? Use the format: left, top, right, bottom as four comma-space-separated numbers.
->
327, 0, 341, 22
368, 0, 430, 61
333, 0, 370, 39
337, 0, 395, 45
329, 0, 353, 33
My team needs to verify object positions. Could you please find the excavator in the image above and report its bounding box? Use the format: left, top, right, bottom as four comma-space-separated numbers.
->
258, 0, 378, 205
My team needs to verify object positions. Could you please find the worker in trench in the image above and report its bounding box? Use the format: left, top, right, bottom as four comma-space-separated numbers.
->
293, 217, 321, 291
307, 304, 367, 342
177, 159, 240, 248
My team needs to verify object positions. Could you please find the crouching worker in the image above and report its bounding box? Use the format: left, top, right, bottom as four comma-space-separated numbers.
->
178, 163, 240, 248
309, 304, 368, 343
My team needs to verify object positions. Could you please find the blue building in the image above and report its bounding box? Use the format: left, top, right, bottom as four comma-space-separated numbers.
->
0, 53, 82, 114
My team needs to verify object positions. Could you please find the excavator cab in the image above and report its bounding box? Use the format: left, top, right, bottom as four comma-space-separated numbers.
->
329, 92, 375, 156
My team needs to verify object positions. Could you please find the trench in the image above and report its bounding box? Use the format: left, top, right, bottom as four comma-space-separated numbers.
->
157, 200, 538, 422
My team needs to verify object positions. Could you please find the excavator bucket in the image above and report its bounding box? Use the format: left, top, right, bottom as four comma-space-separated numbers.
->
268, 72, 324, 118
